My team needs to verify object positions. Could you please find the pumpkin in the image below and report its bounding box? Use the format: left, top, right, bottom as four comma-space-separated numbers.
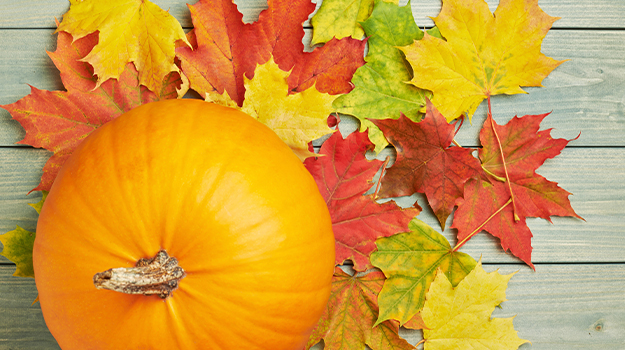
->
33, 99, 335, 349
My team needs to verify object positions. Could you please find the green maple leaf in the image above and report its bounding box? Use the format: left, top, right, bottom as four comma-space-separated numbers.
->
0, 192, 47, 278
371, 219, 477, 325
332, 0, 429, 152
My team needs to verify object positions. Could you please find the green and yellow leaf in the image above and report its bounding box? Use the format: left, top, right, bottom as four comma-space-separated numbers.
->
332, 0, 428, 152
0, 193, 46, 278
371, 219, 477, 325
400, 0, 564, 121
310, 0, 374, 45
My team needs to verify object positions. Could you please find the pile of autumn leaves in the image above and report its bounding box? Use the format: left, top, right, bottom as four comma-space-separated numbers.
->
1, 0, 584, 349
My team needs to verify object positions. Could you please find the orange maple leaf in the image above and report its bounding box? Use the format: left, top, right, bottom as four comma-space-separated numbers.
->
1, 31, 182, 192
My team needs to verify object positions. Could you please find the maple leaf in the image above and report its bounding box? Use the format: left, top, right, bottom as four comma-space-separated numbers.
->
0, 192, 47, 278
306, 268, 414, 350
309, 0, 374, 45
400, 0, 565, 121
332, 0, 429, 152
452, 179, 535, 268
251, 0, 315, 72
451, 113, 582, 268
304, 131, 420, 271
56, 0, 190, 93
371, 99, 482, 229
287, 36, 367, 95
177, 0, 315, 106
421, 262, 528, 350
371, 219, 477, 325
0, 31, 181, 192
207, 57, 334, 160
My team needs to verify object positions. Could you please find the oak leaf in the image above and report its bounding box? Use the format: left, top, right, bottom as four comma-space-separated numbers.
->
1, 31, 181, 192
451, 113, 582, 268
400, 0, 565, 121
371, 219, 476, 325
421, 262, 528, 349
306, 268, 414, 350
332, 0, 428, 152
0, 192, 47, 278
56, 0, 190, 93
177, 0, 315, 106
207, 57, 334, 160
371, 99, 482, 229
304, 131, 420, 271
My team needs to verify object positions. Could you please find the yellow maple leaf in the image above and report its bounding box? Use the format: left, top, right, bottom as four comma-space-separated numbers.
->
207, 57, 335, 160
400, 0, 565, 121
421, 261, 529, 350
56, 0, 190, 93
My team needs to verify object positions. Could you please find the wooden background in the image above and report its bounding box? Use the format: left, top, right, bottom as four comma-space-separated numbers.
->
1, 0, 623, 349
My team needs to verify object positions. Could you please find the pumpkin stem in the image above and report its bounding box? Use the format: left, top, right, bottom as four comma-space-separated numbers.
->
93, 249, 186, 299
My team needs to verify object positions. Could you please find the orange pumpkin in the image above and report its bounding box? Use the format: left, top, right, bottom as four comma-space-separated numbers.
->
33, 99, 335, 349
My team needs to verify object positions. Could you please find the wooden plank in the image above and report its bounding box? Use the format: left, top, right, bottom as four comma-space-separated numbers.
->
0, 29, 62, 146
395, 264, 625, 350
0, 267, 59, 350
1, 147, 623, 265
409, 0, 625, 29
2, 28, 625, 147
1, 0, 624, 29
2, 264, 622, 349
0, 148, 47, 235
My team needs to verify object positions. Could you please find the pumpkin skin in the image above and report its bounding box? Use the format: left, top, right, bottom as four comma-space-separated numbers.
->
33, 99, 335, 349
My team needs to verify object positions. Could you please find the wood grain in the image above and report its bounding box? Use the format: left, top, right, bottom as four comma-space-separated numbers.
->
0, 267, 59, 350
395, 264, 625, 350
1, 0, 624, 29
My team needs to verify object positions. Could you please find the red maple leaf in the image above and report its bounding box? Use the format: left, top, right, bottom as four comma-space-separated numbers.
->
249, 0, 315, 72
306, 268, 414, 350
304, 131, 420, 271
176, 0, 315, 106
1, 31, 181, 192
371, 99, 482, 229
451, 112, 583, 268
287, 36, 366, 95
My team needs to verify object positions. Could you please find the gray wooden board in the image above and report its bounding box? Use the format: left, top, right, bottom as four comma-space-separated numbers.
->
2, 29, 625, 147
397, 263, 625, 350
1, 147, 623, 265
0, 0, 624, 29
0, 267, 59, 350
2, 264, 623, 350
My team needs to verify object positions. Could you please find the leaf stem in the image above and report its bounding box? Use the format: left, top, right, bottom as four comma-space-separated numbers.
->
373, 156, 391, 198
451, 113, 465, 147
487, 96, 519, 222
452, 197, 513, 252
481, 165, 506, 182
416, 339, 426, 348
